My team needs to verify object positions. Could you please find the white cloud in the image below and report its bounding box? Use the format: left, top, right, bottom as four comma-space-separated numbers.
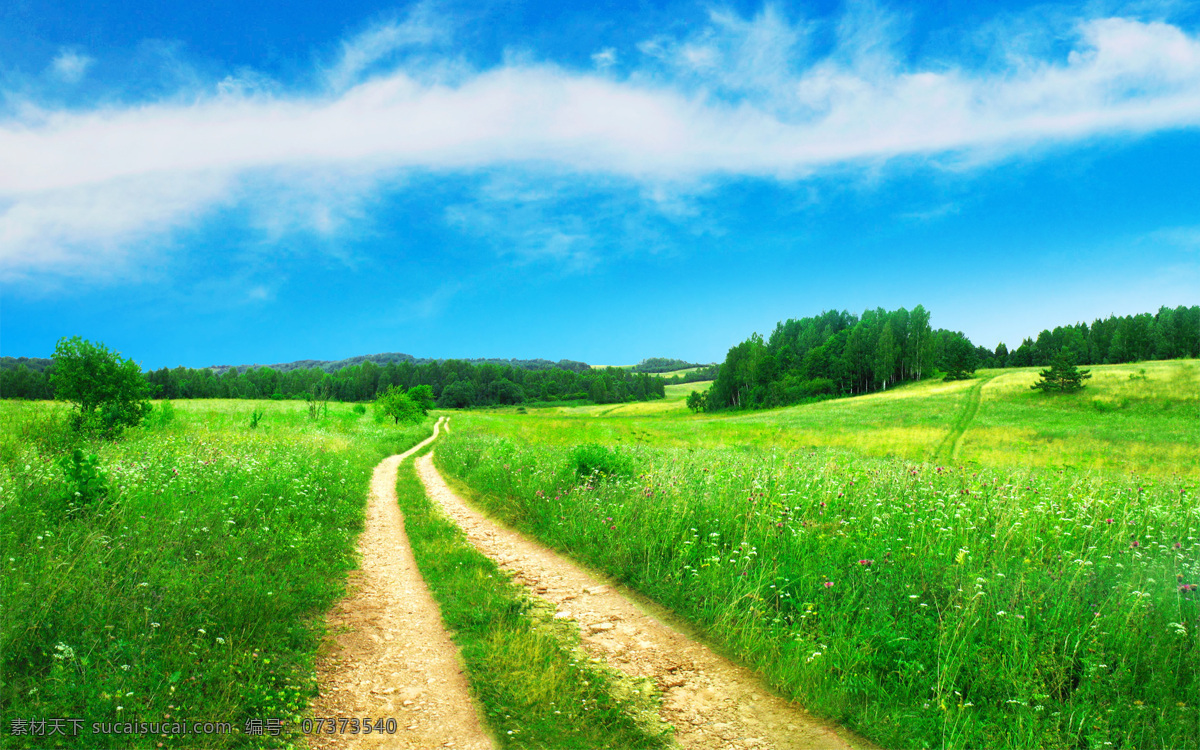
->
4, 7, 1200, 279
324, 1, 449, 91
591, 48, 617, 70
50, 50, 94, 83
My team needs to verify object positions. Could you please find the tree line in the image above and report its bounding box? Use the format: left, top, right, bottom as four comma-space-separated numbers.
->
702, 305, 1199, 412
977, 306, 1199, 368
0, 355, 665, 408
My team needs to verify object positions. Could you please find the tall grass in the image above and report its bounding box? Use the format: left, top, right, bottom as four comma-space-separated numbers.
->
435, 432, 1199, 750
1, 400, 431, 748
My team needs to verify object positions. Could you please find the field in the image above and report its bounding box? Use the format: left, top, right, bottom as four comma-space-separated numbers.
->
435, 360, 1199, 749
2, 359, 1197, 749
0, 400, 431, 748
470, 361, 1199, 479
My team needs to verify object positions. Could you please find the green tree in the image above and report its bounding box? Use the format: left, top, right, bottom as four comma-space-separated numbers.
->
940, 333, 979, 381
686, 389, 708, 413
1031, 355, 1092, 393
375, 385, 423, 424
407, 384, 435, 413
50, 336, 153, 437
437, 380, 475, 408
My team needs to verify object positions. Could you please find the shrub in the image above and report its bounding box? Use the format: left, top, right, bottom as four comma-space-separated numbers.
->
571, 444, 634, 481
60, 449, 109, 513
50, 336, 153, 438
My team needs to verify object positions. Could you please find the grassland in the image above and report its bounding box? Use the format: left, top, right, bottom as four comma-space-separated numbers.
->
3, 359, 1195, 749
0, 399, 431, 748
433, 359, 1199, 749
467, 361, 1198, 479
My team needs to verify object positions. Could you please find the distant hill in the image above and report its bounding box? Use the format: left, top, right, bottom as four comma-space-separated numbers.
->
630, 358, 713, 373
0, 356, 53, 373
205, 352, 592, 375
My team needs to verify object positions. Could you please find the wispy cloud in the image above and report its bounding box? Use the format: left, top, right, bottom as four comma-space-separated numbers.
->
324, 1, 450, 91
50, 49, 94, 84
4, 4, 1200, 281
591, 48, 618, 70
1147, 224, 1200, 250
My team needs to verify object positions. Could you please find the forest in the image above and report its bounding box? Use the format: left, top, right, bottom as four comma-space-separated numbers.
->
705, 304, 1200, 410
0, 357, 665, 407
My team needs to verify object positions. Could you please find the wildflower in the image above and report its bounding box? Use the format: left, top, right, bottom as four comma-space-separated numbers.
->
857, 559, 872, 566
823, 581, 834, 588
1105, 518, 1114, 524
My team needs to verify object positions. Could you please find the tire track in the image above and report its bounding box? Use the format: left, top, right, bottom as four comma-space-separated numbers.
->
310, 418, 496, 750
931, 378, 988, 464
416, 453, 879, 750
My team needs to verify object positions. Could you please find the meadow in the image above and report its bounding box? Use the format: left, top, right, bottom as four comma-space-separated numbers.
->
434, 360, 1199, 749
0, 399, 431, 748
478, 360, 1199, 479
3, 359, 1196, 749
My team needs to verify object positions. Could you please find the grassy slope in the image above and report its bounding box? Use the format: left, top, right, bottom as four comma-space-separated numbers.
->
462, 361, 1199, 478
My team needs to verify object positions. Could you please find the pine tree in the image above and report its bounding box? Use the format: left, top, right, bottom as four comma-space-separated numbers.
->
1031, 354, 1092, 393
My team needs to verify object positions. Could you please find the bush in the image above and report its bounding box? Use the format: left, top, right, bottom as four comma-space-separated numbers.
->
60, 449, 109, 514
50, 336, 152, 438
570, 444, 634, 481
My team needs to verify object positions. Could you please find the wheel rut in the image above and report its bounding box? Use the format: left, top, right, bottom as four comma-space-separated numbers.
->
310, 418, 495, 750
932, 377, 990, 464
415, 453, 879, 750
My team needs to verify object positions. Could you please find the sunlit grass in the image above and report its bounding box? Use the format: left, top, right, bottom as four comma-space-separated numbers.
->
458, 360, 1199, 478
0, 399, 431, 748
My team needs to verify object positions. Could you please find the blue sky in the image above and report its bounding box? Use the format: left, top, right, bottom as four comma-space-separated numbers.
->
2, 0, 1198, 369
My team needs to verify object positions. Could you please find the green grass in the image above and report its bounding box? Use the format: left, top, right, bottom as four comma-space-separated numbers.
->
0, 399, 431, 748
455, 361, 1199, 479
393, 451, 673, 749
435, 433, 1198, 750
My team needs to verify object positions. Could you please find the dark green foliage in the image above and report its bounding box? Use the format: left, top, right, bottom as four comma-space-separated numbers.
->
59, 449, 108, 508
940, 333, 979, 381
686, 389, 708, 413
571, 444, 634, 481
438, 380, 476, 408
631, 357, 703, 373
707, 306, 937, 410
1032, 355, 1092, 393
249, 407, 265, 428
49, 336, 153, 437
352, 403, 367, 415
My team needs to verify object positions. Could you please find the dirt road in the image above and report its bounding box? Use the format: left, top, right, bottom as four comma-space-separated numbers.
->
310, 418, 495, 750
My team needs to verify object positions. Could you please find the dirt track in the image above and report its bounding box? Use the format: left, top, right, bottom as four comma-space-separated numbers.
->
415, 452, 877, 750
310, 418, 495, 750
